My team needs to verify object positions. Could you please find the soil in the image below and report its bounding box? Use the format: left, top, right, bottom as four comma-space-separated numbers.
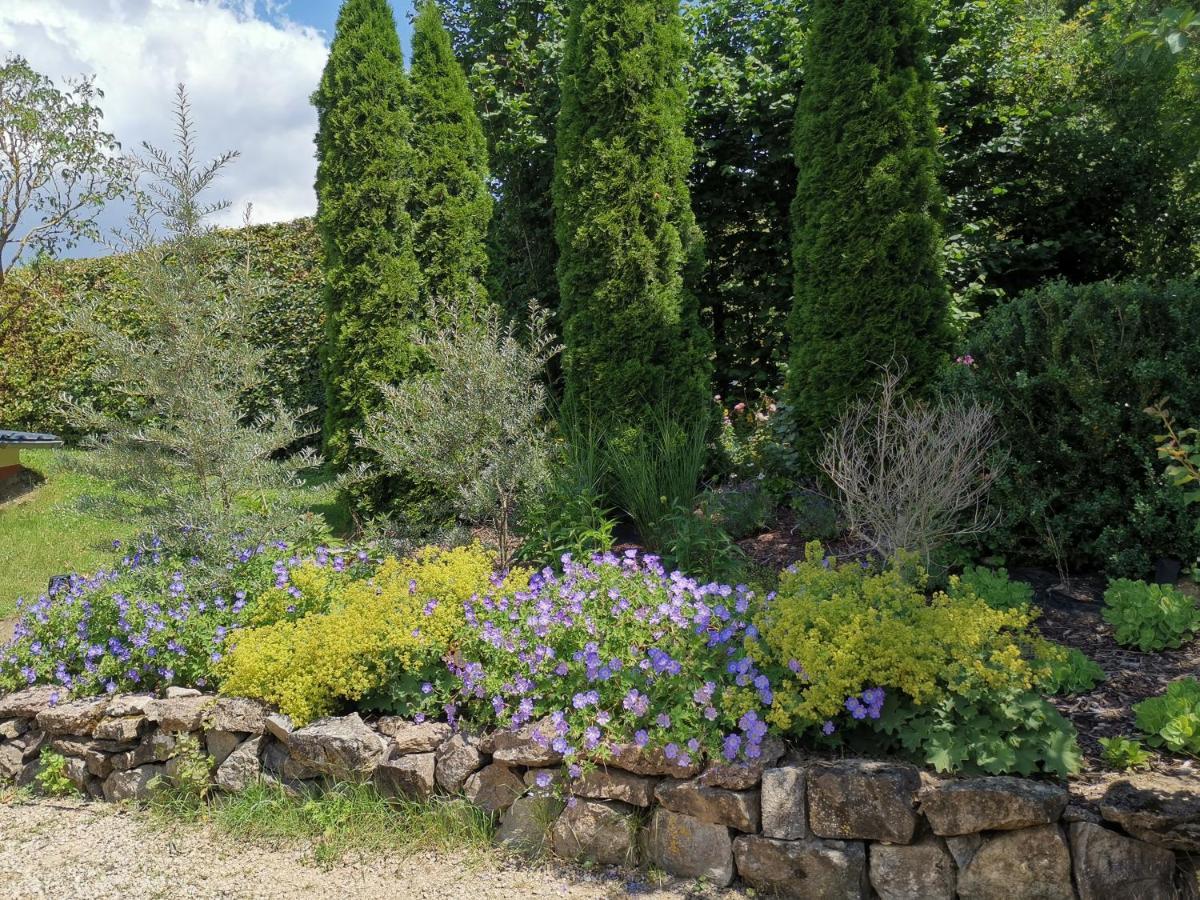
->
1012, 567, 1200, 781
0, 796, 746, 900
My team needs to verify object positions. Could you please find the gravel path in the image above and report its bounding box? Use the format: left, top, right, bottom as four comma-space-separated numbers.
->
0, 797, 740, 900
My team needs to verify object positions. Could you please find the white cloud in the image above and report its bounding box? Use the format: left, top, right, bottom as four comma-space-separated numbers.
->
0, 0, 328, 233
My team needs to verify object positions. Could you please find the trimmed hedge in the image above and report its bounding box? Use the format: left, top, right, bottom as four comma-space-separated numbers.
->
0, 218, 324, 443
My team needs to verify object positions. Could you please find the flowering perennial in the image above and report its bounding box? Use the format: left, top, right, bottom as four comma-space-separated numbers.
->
453, 549, 774, 767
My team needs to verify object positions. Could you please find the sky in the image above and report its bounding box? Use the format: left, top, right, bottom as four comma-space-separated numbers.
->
0, 0, 415, 252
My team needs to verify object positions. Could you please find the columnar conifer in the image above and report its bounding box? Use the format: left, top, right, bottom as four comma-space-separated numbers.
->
313, 0, 420, 473
410, 0, 492, 311
553, 0, 710, 435
787, 0, 951, 465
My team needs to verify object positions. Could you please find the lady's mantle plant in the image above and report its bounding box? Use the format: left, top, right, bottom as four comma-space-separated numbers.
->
454, 549, 774, 768
751, 543, 1082, 776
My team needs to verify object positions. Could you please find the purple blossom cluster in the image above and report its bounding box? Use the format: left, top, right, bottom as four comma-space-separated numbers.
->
453, 548, 775, 770
0, 538, 373, 699
845, 686, 886, 721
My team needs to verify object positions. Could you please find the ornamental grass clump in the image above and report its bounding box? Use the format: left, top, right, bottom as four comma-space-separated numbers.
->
453, 549, 774, 770
219, 545, 506, 725
751, 543, 1081, 776
0, 537, 318, 698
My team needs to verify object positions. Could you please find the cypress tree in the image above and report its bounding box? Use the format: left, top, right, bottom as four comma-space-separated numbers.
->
553, 0, 710, 435
787, 0, 951, 465
409, 0, 493, 310
313, 0, 421, 474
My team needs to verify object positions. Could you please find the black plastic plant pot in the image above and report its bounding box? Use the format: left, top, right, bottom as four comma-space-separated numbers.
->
1154, 557, 1182, 586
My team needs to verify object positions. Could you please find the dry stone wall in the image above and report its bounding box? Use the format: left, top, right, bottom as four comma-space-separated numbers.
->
0, 686, 1192, 898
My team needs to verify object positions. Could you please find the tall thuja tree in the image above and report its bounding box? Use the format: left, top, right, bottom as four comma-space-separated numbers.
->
554, 0, 711, 435
443, 1, 567, 326
409, 0, 492, 310
313, 0, 420, 483
787, 0, 951, 466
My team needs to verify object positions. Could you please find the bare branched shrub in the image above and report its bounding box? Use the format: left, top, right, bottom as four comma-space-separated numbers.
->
819, 367, 1005, 565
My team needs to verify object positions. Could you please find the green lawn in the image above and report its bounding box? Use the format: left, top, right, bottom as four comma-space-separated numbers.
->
0, 449, 353, 623
0, 449, 137, 620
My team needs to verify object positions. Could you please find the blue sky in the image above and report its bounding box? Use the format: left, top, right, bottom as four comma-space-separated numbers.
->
0, 0, 426, 258
279, 0, 415, 44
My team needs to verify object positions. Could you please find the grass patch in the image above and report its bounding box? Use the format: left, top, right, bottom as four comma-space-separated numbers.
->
0, 448, 137, 620
153, 779, 495, 868
0, 449, 356, 623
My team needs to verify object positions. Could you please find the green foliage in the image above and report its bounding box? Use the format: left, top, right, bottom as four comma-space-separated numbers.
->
210, 781, 494, 868
359, 304, 558, 566
0, 55, 129, 285
149, 732, 213, 813
443, 0, 567, 327
1149, 403, 1200, 506
606, 414, 708, 552
553, 0, 711, 435
698, 485, 770, 541
752, 543, 1080, 776
950, 565, 1034, 612
35, 751, 77, 797
684, 0, 803, 400
873, 683, 1083, 777
1039, 646, 1105, 696
515, 416, 616, 566
61, 92, 321, 545
786, 0, 952, 468
409, 0, 492, 311
0, 220, 325, 442
313, 0, 422, 478
1103, 578, 1200, 652
932, 0, 1200, 315
956, 278, 1200, 576
1099, 736, 1153, 771
220, 546, 501, 724
1134, 677, 1200, 755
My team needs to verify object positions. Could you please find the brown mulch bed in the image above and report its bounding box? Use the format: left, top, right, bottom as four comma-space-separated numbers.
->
1011, 567, 1200, 782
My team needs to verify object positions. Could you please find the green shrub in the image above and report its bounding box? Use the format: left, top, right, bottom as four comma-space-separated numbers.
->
0, 220, 322, 443
1099, 736, 1153, 771
1134, 677, 1200, 755
35, 751, 77, 797
1103, 579, 1200, 652
314, 0, 423, 479
751, 543, 1080, 776
607, 413, 707, 550
698, 484, 771, 541
950, 565, 1034, 612
1039, 646, 1105, 696
515, 419, 616, 566
955, 278, 1200, 576
786, 0, 951, 468
220, 545, 506, 725
553, 0, 711, 436
409, 0, 492, 311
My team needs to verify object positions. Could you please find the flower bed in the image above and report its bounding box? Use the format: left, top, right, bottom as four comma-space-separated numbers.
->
1, 539, 1085, 779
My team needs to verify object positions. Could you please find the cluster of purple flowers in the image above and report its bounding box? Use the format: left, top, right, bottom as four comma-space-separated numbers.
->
453, 548, 775, 770
844, 687, 886, 721
0, 538, 372, 700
